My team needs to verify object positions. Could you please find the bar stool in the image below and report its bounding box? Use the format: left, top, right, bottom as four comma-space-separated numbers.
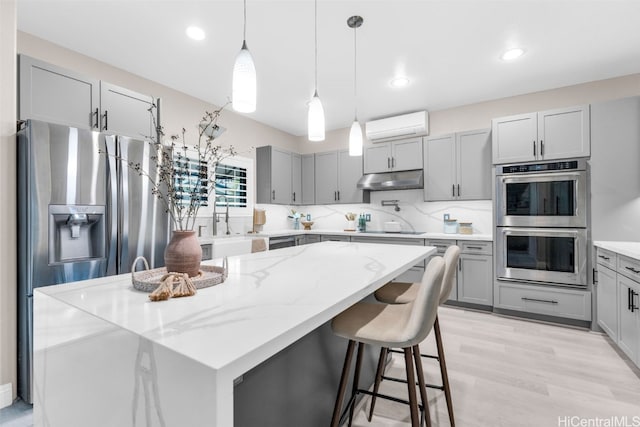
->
371, 245, 460, 426
330, 257, 445, 427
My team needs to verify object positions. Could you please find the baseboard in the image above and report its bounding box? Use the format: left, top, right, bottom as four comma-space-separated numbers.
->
0, 383, 13, 409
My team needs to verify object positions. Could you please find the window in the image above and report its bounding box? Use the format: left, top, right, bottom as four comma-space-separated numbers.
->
174, 151, 254, 216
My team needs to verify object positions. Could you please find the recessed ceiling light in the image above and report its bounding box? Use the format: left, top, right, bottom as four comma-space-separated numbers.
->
390, 77, 410, 88
186, 26, 205, 41
501, 48, 525, 61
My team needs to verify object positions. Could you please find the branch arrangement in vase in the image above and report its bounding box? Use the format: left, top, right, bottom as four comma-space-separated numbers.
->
103, 101, 237, 231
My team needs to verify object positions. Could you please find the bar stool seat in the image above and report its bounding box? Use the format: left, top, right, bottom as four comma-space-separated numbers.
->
330, 257, 445, 427
371, 245, 461, 427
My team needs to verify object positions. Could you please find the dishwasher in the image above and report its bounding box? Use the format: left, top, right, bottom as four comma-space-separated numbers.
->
268, 236, 297, 250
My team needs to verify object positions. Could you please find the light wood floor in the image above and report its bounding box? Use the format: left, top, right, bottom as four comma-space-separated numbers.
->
350, 306, 640, 427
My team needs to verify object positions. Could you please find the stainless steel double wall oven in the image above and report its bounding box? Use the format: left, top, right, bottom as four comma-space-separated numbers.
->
495, 160, 588, 288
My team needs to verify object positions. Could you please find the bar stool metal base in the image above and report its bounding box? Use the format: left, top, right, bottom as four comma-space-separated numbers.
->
331, 341, 431, 427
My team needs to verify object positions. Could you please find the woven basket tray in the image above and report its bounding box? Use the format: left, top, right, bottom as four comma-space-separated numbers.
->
131, 256, 228, 293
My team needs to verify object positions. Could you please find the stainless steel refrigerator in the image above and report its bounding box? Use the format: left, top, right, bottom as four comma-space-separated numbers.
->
17, 119, 169, 403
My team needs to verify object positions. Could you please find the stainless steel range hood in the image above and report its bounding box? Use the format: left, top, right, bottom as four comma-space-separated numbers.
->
356, 169, 424, 191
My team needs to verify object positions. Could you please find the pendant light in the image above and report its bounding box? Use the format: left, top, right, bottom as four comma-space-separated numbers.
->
307, 0, 325, 141
232, 0, 256, 113
347, 16, 363, 156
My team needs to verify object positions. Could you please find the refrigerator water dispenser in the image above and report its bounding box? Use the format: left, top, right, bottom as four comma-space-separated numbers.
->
49, 205, 106, 263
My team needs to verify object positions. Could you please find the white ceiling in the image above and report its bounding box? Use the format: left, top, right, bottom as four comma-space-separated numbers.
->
16, 0, 640, 137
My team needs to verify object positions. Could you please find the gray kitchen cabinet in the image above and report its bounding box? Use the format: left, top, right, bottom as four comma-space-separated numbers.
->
425, 239, 492, 306
424, 129, 491, 201
595, 248, 618, 340
363, 138, 423, 173
301, 154, 315, 205
618, 275, 639, 365
256, 146, 293, 205
291, 153, 302, 205
457, 241, 493, 306
19, 54, 99, 130
492, 104, 590, 164
99, 82, 153, 138
19, 55, 154, 137
314, 150, 366, 204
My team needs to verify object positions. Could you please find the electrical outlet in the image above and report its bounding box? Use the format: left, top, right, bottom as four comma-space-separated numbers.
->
365, 213, 371, 222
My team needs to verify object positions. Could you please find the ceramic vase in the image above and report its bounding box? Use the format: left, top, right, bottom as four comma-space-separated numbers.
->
164, 230, 202, 277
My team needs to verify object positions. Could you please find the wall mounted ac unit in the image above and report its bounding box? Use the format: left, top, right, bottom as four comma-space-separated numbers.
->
365, 111, 429, 142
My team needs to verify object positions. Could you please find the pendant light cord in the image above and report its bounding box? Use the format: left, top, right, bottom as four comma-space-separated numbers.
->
243, 0, 247, 41
314, 0, 318, 93
353, 25, 358, 121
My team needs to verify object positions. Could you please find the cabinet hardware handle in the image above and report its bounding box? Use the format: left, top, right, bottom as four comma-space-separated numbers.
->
598, 255, 610, 261
466, 246, 483, 250
392, 157, 395, 168
458, 259, 462, 271
452, 184, 455, 197
334, 191, 337, 201
629, 287, 633, 311
522, 297, 558, 304
457, 184, 460, 197
533, 140, 536, 157
292, 192, 296, 202
103, 110, 108, 131
337, 191, 340, 201
593, 268, 597, 284
93, 108, 99, 129
387, 157, 391, 169
272, 190, 275, 200
540, 140, 544, 156
625, 266, 640, 274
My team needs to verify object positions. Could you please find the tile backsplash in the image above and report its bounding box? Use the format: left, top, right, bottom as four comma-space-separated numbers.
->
254, 190, 493, 235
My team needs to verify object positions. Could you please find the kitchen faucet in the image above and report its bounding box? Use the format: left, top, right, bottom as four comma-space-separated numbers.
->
212, 195, 230, 235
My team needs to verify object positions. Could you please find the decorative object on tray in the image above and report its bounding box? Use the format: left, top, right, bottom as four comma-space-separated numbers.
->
101, 101, 238, 276
164, 230, 202, 277
345, 212, 357, 231
301, 221, 314, 230
132, 256, 228, 301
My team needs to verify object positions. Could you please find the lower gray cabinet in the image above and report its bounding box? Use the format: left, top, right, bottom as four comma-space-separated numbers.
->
596, 249, 618, 339
425, 239, 493, 306
617, 275, 640, 364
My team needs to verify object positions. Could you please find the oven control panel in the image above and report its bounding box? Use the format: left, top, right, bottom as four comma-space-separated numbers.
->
500, 160, 581, 174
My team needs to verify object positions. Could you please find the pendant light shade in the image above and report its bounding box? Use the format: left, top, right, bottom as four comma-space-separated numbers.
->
232, 0, 256, 113
232, 41, 256, 113
308, 91, 325, 141
308, 0, 325, 141
349, 120, 363, 156
347, 15, 363, 157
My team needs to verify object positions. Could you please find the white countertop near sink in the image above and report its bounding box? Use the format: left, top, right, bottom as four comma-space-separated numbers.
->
594, 241, 640, 261
243, 229, 493, 241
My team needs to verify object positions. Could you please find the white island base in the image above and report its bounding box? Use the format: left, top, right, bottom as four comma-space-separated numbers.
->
34, 242, 434, 426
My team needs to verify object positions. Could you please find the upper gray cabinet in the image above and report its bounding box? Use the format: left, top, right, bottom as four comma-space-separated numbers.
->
315, 150, 366, 204
491, 105, 590, 164
256, 146, 293, 205
363, 138, 423, 173
291, 153, 302, 206
19, 55, 99, 130
99, 82, 153, 138
424, 129, 491, 201
19, 55, 154, 138
301, 154, 315, 205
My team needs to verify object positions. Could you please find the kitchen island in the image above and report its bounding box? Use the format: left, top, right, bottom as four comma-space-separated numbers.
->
33, 241, 435, 426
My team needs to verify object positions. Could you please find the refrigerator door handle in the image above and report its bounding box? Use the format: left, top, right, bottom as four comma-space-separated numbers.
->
105, 135, 118, 277
118, 137, 130, 274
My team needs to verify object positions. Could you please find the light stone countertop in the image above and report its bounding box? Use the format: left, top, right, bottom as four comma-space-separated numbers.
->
34, 241, 436, 426
594, 241, 640, 261
199, 229, 493, 242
